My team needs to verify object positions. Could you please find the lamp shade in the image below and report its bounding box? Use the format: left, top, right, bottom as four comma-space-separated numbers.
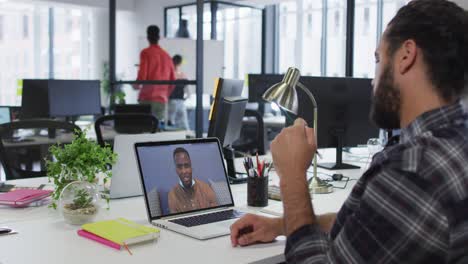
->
262, 67, 300, 114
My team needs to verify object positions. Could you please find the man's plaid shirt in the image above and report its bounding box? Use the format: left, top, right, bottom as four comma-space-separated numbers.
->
285, 102, 468, 263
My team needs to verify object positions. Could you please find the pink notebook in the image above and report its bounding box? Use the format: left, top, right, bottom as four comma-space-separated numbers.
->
0, 189, 52, 207
77, 230, 121, 250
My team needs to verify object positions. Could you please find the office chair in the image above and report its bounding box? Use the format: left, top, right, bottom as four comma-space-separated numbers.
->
232, 109, 267, 155
94, 113, 159, 148
0, 119, 81, 180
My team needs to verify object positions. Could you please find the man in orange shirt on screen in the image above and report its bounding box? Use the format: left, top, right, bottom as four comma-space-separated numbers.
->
134, 25, 175, 123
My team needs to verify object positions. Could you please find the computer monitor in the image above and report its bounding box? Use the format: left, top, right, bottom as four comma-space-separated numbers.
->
298, 76, 379, 169
210, 97, 247, 148
113, 104, 153, 133
114, 104, 151, 114
48, 80, 101, 117
248, 74, 282, 103
208, 78, 244, 137
208, 78, 246, 183
21, 79, 50, 119
248, 74, 379, 170
0, 106, 11, 124
210, 97, 248, 183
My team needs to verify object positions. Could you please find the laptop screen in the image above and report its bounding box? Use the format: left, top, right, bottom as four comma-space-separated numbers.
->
135, 139, 234, 220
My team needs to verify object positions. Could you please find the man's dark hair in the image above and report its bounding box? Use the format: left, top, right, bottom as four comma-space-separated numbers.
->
173, 55, 183, 66
147, 25, 160, 44
385, 0, 468, 101
173, 147, 190, 160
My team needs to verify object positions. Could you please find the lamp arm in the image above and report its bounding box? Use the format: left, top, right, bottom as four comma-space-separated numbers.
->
297, 82, 319, 193
297, 82, 318, 132
297, 82, 317, 109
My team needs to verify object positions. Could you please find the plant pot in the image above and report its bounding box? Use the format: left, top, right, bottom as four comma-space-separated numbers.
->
59, 181, 100, 225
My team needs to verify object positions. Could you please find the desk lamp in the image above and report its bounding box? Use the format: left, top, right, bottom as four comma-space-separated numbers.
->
262, 67, 333, 194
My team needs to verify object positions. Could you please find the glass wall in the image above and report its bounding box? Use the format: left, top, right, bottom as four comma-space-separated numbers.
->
53, 7, 95, 79
278, 0, 347, 77
278, 0, 409, 78
0, 2, 49, 105
217, 4, 262, 79
353, 0, 378, 78
326, 0, 346, 77
0, 1, 101, 106
164, 2, 262, 80
353, 0, 408, 78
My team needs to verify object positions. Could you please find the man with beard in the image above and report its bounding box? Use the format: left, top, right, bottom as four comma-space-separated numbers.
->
168, 147, 218, 214
230, 0, 468, 262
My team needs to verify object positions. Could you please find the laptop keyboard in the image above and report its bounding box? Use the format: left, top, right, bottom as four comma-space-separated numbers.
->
169, 209, 244, 227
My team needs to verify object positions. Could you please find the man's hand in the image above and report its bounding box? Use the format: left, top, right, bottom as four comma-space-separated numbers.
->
271, 118, 317, 236
271, 118, 317, 183
230, 214, 283, 247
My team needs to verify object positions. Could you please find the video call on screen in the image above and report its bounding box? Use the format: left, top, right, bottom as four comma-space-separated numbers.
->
137, 142, 233, 218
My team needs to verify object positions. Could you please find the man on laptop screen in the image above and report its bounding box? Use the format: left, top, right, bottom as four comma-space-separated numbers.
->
168, 147, 218, 213
136, 139, 243, 240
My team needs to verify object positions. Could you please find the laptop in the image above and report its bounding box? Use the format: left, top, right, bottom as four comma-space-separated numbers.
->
110, 132, 186, 199
135, 138, 245, 240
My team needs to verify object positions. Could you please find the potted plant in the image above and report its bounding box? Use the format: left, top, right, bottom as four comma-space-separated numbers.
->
46, 130, 117, 215
59, 181, 100, 225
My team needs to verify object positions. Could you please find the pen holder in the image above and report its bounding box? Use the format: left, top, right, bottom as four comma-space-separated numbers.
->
247, 176, 269, 207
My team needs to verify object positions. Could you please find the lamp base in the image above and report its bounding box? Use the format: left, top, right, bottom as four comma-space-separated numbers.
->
309, 177, 333, 194
317, 162, 360, 170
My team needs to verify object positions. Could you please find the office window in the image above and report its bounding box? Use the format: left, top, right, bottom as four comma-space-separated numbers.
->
363, 7, 370, 35
353, 0, 377, 78
0, 2, 100, 106
278, 0, 346, 77
0, 3, 49, 106
180, 3, 212, 40
353, 0, 408, 78
302, 0, 322, 76
164, 2, 262, 80
326, 0, 346, 77
166, 8, 180, 38
53, 7, 96, 80
0, 15, 4, 41
217, 4, 262, 79
23, 15, 28, 39
278, 1, 297, 74
382, 0, 408, 29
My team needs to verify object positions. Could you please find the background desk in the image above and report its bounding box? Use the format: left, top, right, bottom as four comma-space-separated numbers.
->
0, 149, 369, 264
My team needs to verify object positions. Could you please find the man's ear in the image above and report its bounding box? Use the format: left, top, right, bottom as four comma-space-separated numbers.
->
397, 39, 417, 74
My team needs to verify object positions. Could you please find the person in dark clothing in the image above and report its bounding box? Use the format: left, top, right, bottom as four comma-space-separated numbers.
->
168, 54, 189, 130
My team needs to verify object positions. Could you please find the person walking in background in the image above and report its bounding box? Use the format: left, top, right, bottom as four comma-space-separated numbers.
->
168, 54, 190, 130
134, 25, 175, 123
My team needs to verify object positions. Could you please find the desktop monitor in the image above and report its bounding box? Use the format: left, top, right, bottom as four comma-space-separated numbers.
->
21, 79, 50, 119
114, 104, 151, 114
210, 97, 247, 148
248, 74, 282, 103
248, 74, 379, 169
298, 76, 379, 169
210, 97, 248, 184
0, 106, 11, 124
208, 78, 244, 137
113, 104, 153, 133
48, 80, 101, 117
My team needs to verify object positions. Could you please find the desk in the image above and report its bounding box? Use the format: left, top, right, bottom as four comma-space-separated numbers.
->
0, 149, 369, 264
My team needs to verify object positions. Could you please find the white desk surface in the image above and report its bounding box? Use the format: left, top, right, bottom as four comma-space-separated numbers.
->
0, 148, 370, 264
